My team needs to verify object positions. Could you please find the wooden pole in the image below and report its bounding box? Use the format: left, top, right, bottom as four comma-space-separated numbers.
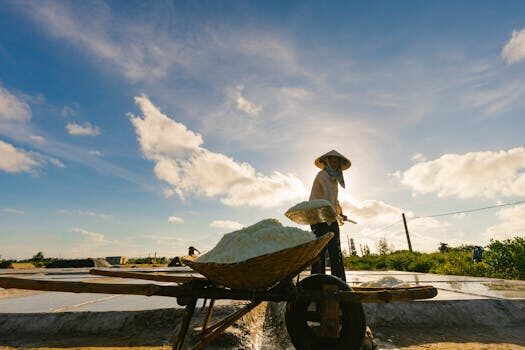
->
402, 213, 413, 252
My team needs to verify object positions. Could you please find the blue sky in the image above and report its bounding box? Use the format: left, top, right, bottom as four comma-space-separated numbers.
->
1, 1, 525, 259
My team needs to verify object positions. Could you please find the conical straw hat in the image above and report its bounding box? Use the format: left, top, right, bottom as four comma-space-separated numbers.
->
314, 150, 351, 170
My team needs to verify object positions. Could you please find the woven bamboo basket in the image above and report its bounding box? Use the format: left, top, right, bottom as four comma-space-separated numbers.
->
285, 205, 337, 225
183, 232, 334, 291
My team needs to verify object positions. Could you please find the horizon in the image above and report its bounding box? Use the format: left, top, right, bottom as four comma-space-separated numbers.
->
1, 1, 525, 260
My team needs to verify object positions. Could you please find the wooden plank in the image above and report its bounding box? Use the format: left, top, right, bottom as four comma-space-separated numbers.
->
0, 276, 437, 304
330, 286, 438, 303
0, 276, 181, 297
0, 276, 288, 301
320, 284, 340, 338
173, 298, 197, 350
89, 269, 206, 283
191, 301, 261, 350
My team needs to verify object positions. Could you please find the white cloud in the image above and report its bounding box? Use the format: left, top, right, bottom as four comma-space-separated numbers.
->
29, 135, 46, 143
57, 209, 111, 219
398, 148, 525, 199
485, 204, 525, 241
0, 139, 40, 173
88, 150, 103, 157
62, 105, 76, 117
71, 227, 107, 243
2, 208, 25, 215
411, 152, 426, 162
0, 86, 32, 122
209, 220, 244, 231
235, 85, 262, 117
341, 198, 403, 224
66, 122, 100, 136
502, 27, 525, 64
168, 215, 184, 223
129, 95, 306, 207
46, 157, 65, 168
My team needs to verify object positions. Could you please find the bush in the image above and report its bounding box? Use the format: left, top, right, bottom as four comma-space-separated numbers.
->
343, 236, 524, 280
484, 237, 525, 280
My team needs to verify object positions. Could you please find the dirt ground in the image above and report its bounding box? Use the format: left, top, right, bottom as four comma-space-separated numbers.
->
1, 326, 524, 350
375, 326, 525, 350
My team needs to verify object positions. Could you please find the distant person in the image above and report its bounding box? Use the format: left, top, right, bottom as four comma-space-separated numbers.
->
472, 246, 483, 263
309, 150, 351, 282
188, 246, 200, 256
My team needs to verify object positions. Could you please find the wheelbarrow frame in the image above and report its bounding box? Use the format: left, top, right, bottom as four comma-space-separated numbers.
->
0, 232, 437, 350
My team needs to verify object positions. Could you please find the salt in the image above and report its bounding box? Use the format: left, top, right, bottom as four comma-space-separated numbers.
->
196, 219, 315, 264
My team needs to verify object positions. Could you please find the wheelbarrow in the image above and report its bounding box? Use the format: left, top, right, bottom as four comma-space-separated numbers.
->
0, 231, 437, 350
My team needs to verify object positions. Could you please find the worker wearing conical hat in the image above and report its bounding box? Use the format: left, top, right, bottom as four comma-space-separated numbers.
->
309, 150, 351, 281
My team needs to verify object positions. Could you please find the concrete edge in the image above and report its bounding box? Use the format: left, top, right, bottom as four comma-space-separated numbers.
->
364, 299, 525, 328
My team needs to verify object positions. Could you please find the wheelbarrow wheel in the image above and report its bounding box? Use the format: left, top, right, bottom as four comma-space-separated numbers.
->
285, 274, 366, 350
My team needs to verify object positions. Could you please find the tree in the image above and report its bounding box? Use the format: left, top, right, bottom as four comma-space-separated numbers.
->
32, 252, 44, 261
485, 237, 525, 279
377, 237, 391, 255
350, 238, 357, 256
360, 244, 370, 256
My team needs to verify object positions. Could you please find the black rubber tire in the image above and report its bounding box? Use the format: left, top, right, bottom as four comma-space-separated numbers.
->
285, 274, 366, 350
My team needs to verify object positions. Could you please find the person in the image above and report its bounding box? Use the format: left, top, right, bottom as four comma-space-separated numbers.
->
472, 246, 483, 263
188, 246, 200, 256
309, 149, 351, 282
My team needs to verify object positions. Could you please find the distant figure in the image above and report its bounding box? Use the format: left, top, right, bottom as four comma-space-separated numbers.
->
188, 246, 200, 256
439, 242, 449, 254
472, 246, 484, 263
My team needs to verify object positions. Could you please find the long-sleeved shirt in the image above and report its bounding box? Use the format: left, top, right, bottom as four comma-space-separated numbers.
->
309, 170, 343, 225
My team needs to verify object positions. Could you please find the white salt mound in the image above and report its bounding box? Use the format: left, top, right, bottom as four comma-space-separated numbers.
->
196, 218, 316, 264
286, 199, 334, 212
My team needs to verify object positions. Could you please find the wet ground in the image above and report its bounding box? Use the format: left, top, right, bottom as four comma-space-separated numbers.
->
0, 268, 524, 349
1, 268, 524, 313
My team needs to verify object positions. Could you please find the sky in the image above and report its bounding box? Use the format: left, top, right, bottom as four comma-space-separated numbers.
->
1, 0, 525, 259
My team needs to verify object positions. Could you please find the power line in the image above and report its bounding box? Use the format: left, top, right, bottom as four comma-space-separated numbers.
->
361, 218, 403, 237
412, 200, 525, 219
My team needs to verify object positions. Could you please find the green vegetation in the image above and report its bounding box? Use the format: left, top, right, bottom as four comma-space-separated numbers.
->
127, 256, 168, 264
0, 252, 169, 268
344, 236, 525, 280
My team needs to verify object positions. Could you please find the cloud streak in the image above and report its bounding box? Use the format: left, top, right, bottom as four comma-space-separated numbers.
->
209, 220, 244, 231
168, 215, 184, 223
66, 122, 100, 136
235, 85, 262, 117
71, 227, 108, 243
0, 86, 32, 122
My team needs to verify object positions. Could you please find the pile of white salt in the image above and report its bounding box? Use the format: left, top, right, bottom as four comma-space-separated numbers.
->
196, 219, 315, 264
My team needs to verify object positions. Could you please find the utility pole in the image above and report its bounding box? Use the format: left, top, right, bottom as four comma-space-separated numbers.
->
347, 234, 351, 256
402, 213, 413, 252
